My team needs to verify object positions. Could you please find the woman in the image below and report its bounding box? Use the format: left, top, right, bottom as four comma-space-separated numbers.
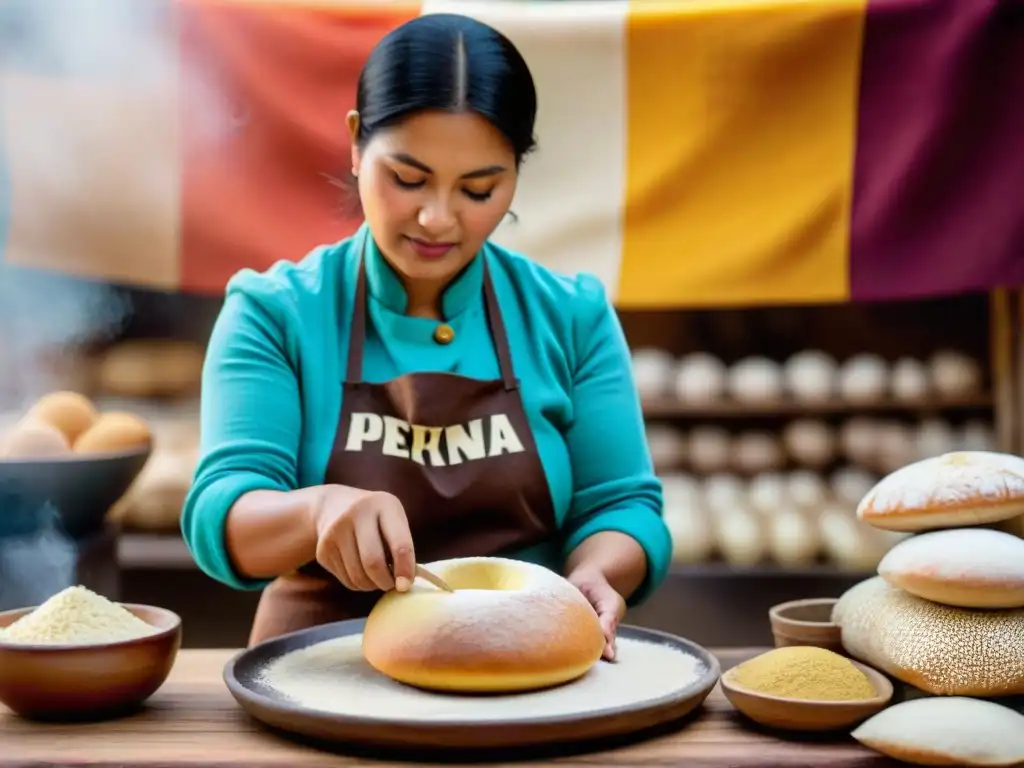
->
181, 13, 671, 660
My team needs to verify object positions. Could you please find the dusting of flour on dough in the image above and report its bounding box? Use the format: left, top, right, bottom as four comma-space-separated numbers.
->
879, 528, 1024, 581
256, 635, 704, 721
374, 557, 598, 656
858, 451, 1024, 514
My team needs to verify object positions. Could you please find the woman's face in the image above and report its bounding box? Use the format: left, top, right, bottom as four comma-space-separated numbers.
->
349, 110, 518, 299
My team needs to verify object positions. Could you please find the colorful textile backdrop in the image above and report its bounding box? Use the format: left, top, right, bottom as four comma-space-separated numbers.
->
0, 0, 1021, 307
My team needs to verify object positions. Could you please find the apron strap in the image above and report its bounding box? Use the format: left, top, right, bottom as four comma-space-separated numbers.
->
344, 234, 518, 392
481, 260, 518, 392
345, 247, 370, 384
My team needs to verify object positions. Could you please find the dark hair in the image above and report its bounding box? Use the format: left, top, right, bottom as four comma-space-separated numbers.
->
355, 14, 538, 165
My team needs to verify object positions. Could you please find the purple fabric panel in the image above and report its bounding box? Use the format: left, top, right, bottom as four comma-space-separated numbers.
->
851, 0, 1024, 301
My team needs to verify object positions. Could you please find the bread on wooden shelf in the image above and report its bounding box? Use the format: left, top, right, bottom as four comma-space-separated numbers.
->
748, 473, 787, 516
837, 354, 889, 404
781, 419, 836, 468
631, 348, 676, 400
674, 353, 727, 404
726, 357, 783, 404
688, 426, 731, 473
645, 424, 686, 471
929, 350, 982, 398
831, 467, 878, 508
714, 505, 766, 566
786, 470, 829, 510
732, 431, 784, 473
781, 350, 837, 403
889, 357, 930, 402
768, 507, 820, 567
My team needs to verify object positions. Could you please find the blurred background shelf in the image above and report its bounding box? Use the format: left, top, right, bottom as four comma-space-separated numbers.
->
642, 395, 993, 418
118, 533, 193, 570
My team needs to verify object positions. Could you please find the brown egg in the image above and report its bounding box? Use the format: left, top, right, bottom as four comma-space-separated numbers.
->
0, 418, 72, 460
73, 412, 153, 454
26, 391, 99, 445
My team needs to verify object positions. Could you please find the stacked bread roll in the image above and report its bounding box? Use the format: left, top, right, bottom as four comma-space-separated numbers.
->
833, 451, 1024, 698
632, 347, 983, 406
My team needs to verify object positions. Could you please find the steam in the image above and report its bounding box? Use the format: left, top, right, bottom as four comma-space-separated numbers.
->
0, 0, 231, 606
0, 503, 75, 612
0, 0, 234, 410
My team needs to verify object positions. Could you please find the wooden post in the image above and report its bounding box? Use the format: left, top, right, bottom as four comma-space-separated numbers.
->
990, 288, 1018, 454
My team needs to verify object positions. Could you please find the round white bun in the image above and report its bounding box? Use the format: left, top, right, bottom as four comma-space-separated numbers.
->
856, 451, 1024, 532
362, 557, 605, 693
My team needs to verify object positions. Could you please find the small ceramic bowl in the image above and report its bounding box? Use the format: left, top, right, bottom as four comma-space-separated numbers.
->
0, 603, 181, 721
721, 659, 893, 732
769, 598, 843, 654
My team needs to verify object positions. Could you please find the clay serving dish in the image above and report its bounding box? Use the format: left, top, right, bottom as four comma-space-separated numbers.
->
720, 659, 893, 732
0, 603, 181, 721
0, 446, 151, 540
769, 598, 843, 654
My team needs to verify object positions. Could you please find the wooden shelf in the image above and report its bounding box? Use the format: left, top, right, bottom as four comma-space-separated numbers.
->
643, 394, 993, 418
117, 533, 873, 580
670, 562, 873, 579
118, 533, 195, 569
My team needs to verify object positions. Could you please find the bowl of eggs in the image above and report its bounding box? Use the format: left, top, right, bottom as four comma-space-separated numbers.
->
0, 392, 152, 539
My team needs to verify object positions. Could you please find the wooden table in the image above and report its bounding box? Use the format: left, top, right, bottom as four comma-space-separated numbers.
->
1, 649, 901, 767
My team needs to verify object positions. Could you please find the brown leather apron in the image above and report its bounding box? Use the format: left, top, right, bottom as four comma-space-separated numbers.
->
249, 243, 558, 645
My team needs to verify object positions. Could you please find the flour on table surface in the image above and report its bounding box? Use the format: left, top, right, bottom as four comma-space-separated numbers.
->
256, 635, 704, 722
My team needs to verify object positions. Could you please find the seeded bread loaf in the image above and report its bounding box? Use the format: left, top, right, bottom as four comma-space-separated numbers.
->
832, 577, 1024, 696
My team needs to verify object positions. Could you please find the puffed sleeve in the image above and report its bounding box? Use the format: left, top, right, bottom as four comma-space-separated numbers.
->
559, 274, 671, 605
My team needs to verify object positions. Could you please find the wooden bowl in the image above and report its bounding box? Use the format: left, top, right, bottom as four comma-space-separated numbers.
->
769, 598, 843, 654
0, 603, 181, 721
0, 447, 151, 540
721, 660, 893, 732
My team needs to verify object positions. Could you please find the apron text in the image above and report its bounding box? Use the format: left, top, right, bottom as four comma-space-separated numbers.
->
344, 413, 526, 466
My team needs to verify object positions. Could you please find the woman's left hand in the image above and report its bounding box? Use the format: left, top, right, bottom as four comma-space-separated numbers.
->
568, 568, 627, 661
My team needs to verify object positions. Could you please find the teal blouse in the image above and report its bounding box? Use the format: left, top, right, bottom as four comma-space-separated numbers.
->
181, 225, 671, 605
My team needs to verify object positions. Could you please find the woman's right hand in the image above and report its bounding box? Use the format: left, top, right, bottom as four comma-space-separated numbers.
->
311, 487, 416, 593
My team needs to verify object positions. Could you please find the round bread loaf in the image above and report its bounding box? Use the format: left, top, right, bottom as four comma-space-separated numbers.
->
0, 418, 71, 460
362, 557, 605, 693
73, 412, 153, 454
878, 528, 1024, 609
25, 391, 98, 445
857, 451, 1024, 532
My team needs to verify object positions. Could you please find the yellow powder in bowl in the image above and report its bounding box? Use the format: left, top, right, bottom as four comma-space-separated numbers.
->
0, 586, 158, 645
731, 646, 876, 701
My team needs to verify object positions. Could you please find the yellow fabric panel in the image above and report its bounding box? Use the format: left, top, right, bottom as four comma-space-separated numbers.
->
621, 0, 866, 308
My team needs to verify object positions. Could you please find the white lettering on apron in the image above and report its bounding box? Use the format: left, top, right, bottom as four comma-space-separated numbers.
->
381, 415, 411, 459
410, 425, 445, 466
488, 413, 525, 457
344, 412, 383, 450
445, 418, 487, 465
345, 413, 526, 466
